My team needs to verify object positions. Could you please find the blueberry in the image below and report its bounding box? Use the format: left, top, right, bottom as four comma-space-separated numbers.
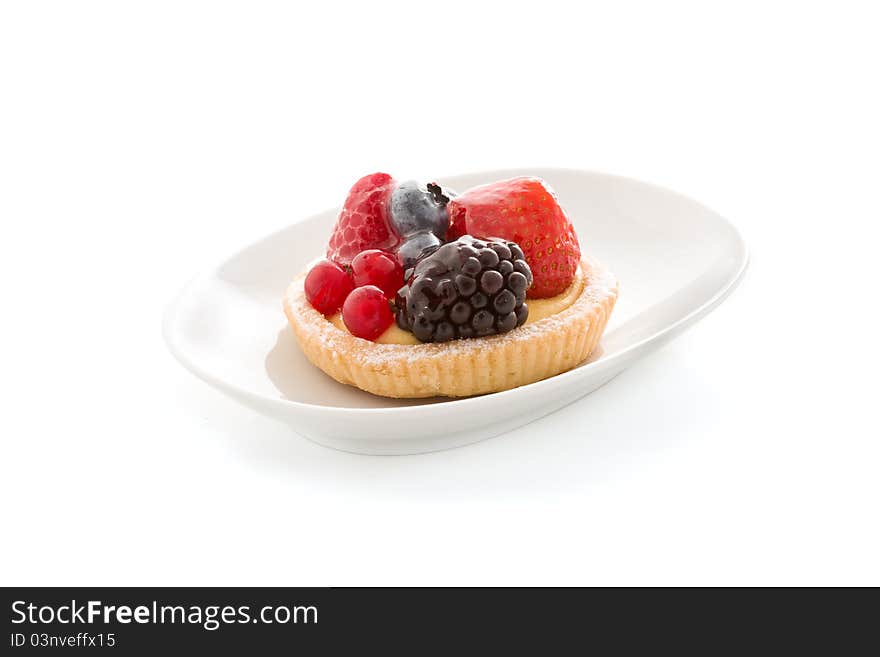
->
396, 231, 441, 270
389, 180, 456, 239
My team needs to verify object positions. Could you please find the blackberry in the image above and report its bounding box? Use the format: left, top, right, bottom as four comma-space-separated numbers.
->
395, 235, 533, 342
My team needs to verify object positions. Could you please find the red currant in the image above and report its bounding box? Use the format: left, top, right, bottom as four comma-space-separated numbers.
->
304, 259, 354, 315
342, 285, 394, 341
350, 249, 404, 299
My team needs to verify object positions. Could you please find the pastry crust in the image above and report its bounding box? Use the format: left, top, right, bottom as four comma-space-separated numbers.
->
284, 257, 618, 398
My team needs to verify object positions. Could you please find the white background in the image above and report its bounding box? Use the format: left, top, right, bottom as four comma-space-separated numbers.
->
2, 1, 878, 585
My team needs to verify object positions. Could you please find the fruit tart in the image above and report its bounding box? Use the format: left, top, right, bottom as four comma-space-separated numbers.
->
283, 173, 618, 398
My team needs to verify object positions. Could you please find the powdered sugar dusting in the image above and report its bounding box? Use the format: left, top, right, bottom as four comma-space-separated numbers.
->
284, 257, 618, 371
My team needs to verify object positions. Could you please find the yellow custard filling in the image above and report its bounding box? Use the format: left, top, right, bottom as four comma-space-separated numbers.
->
328, 266, 586, 345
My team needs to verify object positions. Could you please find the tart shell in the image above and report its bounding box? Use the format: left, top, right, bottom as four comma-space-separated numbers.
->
283, 257, 618, 398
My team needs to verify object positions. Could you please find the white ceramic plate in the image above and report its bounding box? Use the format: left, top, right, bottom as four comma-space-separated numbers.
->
164, 168, 748, 454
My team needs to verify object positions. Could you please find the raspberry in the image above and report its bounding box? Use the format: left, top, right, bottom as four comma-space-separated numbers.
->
342, 285, 394, 341
327, 173, 401, 266
304, 259, 354, 315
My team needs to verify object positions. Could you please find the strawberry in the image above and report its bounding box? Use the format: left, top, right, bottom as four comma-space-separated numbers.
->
327, 172, 401, 266
447, 177, 581, 298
